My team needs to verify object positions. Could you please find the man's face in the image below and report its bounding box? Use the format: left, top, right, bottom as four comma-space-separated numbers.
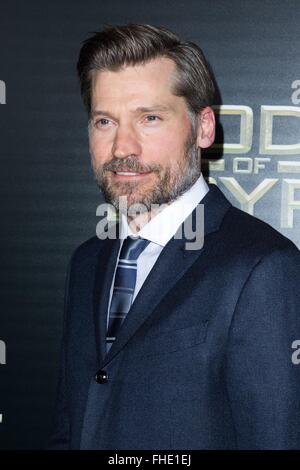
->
89, 57, 213, 211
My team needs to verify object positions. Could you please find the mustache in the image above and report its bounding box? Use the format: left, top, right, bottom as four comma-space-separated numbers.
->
103, 156, 161, 173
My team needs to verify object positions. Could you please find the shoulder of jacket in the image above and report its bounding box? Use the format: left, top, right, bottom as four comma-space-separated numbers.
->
221, 205, 299, 258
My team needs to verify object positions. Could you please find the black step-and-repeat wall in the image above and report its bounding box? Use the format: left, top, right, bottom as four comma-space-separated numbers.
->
0, 0, 299, 449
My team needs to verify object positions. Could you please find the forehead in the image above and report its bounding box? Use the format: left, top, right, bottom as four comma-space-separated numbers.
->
91, 57, 184, 110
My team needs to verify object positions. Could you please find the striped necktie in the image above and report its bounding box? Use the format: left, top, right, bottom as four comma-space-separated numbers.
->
106, 236, 150, 353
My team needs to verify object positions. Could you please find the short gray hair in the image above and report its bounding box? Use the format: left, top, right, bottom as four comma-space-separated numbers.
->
77, 23, 215, 123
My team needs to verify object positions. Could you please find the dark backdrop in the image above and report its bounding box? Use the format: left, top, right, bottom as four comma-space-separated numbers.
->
0, 0, 300, 449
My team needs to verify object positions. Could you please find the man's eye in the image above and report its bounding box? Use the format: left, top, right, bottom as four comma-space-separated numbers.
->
145, 115, 160, 122
95, 118, 110, 127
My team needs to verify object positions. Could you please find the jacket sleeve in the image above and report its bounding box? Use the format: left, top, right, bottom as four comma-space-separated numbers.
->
225, 243, 300, 449
46, 255, 73, 449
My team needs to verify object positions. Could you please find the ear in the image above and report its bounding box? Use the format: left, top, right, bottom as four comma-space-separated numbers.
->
196, 106, 215, 149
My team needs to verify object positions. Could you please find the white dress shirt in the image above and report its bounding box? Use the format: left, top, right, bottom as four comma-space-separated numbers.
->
106, 174, 209, 328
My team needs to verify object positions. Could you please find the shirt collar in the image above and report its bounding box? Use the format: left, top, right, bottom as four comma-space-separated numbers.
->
120, 173, 209, 247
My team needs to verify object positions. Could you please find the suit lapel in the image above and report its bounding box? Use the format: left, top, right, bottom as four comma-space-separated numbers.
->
93, 223, 121, 363
97, 184, 231, 367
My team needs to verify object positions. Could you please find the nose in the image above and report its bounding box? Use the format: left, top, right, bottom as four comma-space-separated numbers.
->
112, 123, 142, 158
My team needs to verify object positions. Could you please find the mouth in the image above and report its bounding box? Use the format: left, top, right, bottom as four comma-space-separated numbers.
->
111, 170, 153, 180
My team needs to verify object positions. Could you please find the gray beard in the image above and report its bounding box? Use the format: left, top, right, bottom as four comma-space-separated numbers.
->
91, 132, 201, 213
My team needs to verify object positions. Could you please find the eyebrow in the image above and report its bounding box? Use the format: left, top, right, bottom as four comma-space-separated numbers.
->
90, 105, 173, 119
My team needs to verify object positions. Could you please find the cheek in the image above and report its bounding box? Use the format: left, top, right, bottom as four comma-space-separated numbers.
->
144, 132, 187, 165
89, 135, 110, 162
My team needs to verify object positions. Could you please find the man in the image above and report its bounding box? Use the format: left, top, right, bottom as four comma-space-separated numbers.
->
49, 24, 300, 449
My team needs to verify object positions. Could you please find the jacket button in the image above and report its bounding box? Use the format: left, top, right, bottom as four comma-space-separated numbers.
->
95, 370, 109, 384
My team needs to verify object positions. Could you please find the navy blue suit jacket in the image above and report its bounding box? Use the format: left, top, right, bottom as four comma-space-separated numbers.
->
48, 184, 300, 449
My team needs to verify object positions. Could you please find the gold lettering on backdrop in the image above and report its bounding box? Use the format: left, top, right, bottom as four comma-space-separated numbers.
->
260, 106, 300, 155
202, 158, 225, 171
278, 161, 300, 173
209, 105, 253, 154
219, 177, 278, 215
232, 157, 271, 174
281, 179, 300, 228
203, 104, 300, 231
233, 157, 253, 173
253, 158, 271, 174
207, 176, 217, 185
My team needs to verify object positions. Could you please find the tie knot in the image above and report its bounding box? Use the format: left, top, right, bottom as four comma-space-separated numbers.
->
119, 236, 150, 261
